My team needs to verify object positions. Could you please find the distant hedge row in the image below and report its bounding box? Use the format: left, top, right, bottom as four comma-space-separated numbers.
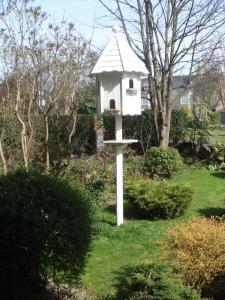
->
0, 115, 95, 168
0, 109, 221, 169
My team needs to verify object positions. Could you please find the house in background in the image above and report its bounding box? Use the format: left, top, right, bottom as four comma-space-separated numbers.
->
141, 75, 192, 110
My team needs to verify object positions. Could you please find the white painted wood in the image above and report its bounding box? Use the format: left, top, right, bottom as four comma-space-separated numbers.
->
91, 27, 148, 75
115, 114, 123, 226
102, 73, 121, 113
91, 26, 147, 116
116, 145, 123, 226
115, 115, 122, 140
103, 139, 138, 145
122, 73, 142, 115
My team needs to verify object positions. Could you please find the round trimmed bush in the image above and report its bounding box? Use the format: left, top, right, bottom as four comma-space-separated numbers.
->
114, 262, 201, 300
0, 170, 94, 299
125, 178, 192, 219
145, 147, 184, 179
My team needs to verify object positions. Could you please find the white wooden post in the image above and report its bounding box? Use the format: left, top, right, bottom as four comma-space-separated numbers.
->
115, 115, 123, 226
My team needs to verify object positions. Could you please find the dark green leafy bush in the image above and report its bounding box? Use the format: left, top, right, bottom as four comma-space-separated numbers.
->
125, 178, 192, 219
114, 262, 202, 300
145, 147, 184, 179
104, 110, 158, 154
170, 108, 191, 144
0, 170, 94, 299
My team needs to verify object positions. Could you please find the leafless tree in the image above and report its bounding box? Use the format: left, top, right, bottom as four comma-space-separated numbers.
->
31, 21, 92, 171
192, 61, 225, 110
0, 0, 93, 172
0, 0, 48, 170
99, 0, 225, 146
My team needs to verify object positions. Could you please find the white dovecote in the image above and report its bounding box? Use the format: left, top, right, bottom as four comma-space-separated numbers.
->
91, 25, 148, 116
91, 26, 148, 226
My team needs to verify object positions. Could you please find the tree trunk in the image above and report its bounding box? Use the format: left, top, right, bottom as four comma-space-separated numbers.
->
66, 111, 77, 166
15, 112, 29, 170
44, 114, 50, 173
159, 105, 172, 147
0, 130, 8, 175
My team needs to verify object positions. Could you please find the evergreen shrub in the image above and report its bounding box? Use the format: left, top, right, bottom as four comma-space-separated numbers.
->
114, 262, 202, 300
0, 170, 94, 299
145, 147, 184, 179
125, 178, 192, 219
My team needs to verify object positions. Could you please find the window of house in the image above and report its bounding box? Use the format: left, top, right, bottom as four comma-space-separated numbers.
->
110, 99, 116, 109
180, 94, 190, 105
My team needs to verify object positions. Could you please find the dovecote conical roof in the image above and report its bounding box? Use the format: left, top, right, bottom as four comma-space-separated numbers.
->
91, 26, 148, 75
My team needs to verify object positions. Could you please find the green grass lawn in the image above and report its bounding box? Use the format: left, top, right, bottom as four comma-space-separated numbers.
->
210, 127, 225, 144
80, 168, 225, 297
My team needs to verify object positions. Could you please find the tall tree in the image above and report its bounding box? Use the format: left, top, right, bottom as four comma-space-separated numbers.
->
31, 21, 92, 171
99, 0, 225, 146
0, 0, 94, 172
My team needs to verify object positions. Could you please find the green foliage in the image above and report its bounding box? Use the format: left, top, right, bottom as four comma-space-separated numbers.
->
208, 162, 219, 172
104, 110, 157, 154
0, 170, 94, 299
209, 111, 221, 126
170, 108, 191, 143
69, 155, 114, 204
188, 105, 211, 153
212, 143, 225, 163
0, 114, 95, 171
125, 178, 192, 219
145, 147, 184, 179
114, 262, 202, 300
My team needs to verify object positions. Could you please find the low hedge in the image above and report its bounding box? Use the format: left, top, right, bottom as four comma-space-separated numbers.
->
125, 178, 192, 219
114, 262, 201, 300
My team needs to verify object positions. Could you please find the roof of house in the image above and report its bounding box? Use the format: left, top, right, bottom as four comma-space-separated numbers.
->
91, 25, 148, 75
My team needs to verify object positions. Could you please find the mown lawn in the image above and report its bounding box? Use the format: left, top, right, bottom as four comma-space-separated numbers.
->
81, 168, 225, 297
210, 127, 225, 144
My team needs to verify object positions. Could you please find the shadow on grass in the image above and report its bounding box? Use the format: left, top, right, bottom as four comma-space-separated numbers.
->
210, 171, 225, 179
198, 207, 225, 218
105, 202, 142, 220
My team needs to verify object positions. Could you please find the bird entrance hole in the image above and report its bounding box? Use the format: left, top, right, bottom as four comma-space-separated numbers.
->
110, 99, 116, 109
129, 79, 134, 89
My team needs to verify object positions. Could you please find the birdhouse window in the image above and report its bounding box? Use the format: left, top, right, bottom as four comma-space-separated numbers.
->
129, 79, 134, 89
109, 99, 116, 109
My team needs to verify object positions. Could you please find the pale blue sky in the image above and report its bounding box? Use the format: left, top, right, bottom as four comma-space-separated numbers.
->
36, 0, 114, 49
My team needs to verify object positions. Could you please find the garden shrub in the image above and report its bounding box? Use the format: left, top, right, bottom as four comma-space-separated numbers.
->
164, 217, 225, 299
209, 111, 221, 126
145, 147, 184, 179
69, 155, 114, 201
170, 108, 191, 144
0, 170, 94, 299
114, 262, 202, 300
0, 114, 95, 171
125, 178, 192, 219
